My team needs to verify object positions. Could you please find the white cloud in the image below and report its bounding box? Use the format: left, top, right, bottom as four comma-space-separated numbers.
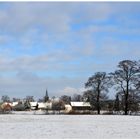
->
57, 86, 86, 97
0, 2, 140, 99
0, 72, 88, 99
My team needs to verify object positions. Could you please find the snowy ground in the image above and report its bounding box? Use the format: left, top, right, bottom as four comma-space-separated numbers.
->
0, 114, 140, 139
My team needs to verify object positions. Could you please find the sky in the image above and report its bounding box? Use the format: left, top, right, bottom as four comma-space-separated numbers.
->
0, 2, 140, 100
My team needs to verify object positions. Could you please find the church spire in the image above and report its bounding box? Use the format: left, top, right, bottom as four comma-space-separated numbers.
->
44, 89, 49, 102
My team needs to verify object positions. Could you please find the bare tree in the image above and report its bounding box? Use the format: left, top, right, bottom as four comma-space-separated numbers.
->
1, 95, 10, 102
12, 98, 20, 102
128, 90, 140, 112
25, 96, 34, 102
60, 95, 71, 104
85, 72, 112, 114
38, 98, 44, 102
71, 94, 83, 101
113, 93, 120, 112
110, 60, 140, 115
52, 100, 65, 114
83, 90, 97, 110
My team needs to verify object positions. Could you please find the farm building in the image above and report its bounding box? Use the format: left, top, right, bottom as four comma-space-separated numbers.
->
11, 102, 18, 107
30, 102, 38, 110
30, 102, 52, 110
70, 102, 91, 110
38, 102, 52, 110
64, 102, 91, 114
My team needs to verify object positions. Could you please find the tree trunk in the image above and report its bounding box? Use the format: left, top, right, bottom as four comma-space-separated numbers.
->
97, 87, 100, 114
125, 81, 129, 115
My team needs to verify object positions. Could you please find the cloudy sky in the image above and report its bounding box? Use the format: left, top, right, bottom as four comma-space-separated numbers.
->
0, 2, 140, 99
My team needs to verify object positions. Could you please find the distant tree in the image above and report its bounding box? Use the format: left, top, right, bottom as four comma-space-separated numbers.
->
1, 95, 10, 102
83, 90, 96, 110
25, 96, 34, 102
13, 102, 25, 111
117, 89, 140, 114
60, 95, 71, 104
44, 89, 49, 102
113, 93, 120, 112
52, 96, 56, 101
24, 100, 31, 110
83, 90, 93, 102
85, 72, 112, 114
110, 60, 140, 115
52, 100, 65, 113
71, 94, 83, 101
12, 98, 20, 102
135, 60, 140, 91
38, 98, 44, 102
128, 90, 140, 112
104, 100, 114, 112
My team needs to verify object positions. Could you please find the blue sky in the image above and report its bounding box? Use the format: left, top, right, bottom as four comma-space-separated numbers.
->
0, 2, 140, 99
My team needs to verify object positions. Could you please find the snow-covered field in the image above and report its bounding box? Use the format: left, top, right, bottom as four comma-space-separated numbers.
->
0, 114, 140, 139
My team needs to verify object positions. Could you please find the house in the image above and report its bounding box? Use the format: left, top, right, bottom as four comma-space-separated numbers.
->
64, 102, 91, 114
45, 102, 52, 110
29, 101, 52, 110
70, 102, 91, 111
38, 103, 46, 110
30, 102, 38, 110
1, 102, 12, 112
11, 102, 18, 107
70, 102, 91, 109
65, 104, 72, 113
38, 102, 52, 110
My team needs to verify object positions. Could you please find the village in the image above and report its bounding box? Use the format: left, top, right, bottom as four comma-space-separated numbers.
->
1, 89, 140, 115
0, 100, 92, 115
0, 97, 92, 115
0, 89, 94, 115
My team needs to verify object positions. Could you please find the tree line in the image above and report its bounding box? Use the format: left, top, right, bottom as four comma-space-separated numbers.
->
84, 59, 140, 115
0, 59, 140, 115
60, 59, 140, 115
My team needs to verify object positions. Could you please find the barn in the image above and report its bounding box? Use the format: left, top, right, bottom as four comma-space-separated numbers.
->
70, 102, 91, 110
65, 102, 91, 114
30, 102, 38, 110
